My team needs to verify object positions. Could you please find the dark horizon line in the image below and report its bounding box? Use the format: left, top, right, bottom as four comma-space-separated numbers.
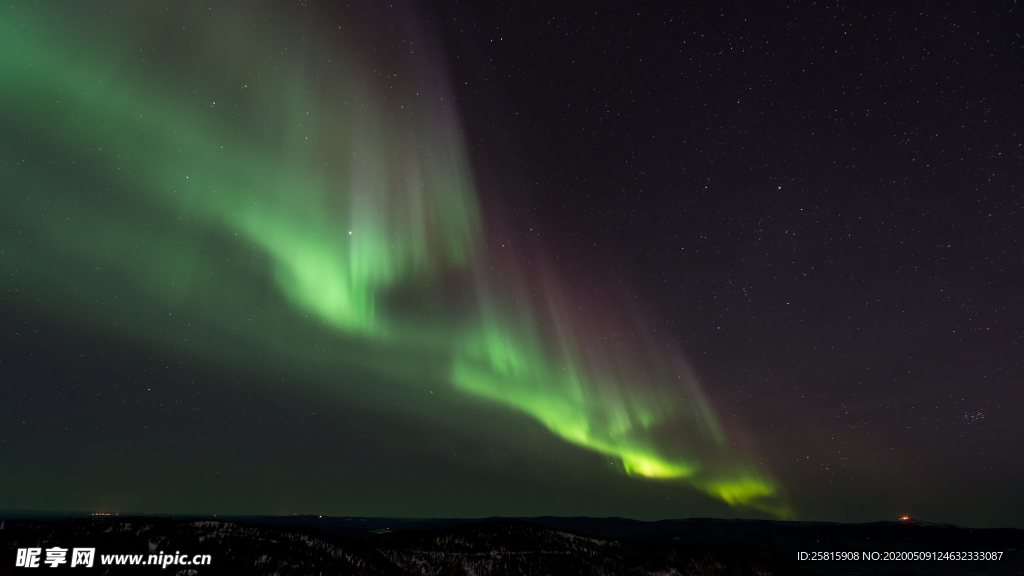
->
0, 510, 1001, 530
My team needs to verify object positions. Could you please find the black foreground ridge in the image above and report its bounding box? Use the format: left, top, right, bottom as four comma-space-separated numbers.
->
1, 515, 1022, 575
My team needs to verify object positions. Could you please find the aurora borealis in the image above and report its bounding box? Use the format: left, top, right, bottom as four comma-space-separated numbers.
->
1, 1, 782, 516
3, 1, 1023, 527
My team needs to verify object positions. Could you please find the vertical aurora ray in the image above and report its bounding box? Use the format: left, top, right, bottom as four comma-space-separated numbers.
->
0, 1, 787, 515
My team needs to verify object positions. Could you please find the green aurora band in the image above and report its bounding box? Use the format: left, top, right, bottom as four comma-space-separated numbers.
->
0, 1, 787, 516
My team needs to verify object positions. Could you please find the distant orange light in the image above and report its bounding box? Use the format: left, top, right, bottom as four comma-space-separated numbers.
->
900, 516, 910, 521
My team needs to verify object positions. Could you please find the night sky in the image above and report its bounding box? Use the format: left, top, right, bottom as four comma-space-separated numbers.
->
1, 1, 1021, 528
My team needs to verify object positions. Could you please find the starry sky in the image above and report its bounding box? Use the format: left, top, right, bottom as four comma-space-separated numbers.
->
1, 1, 1021, 527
